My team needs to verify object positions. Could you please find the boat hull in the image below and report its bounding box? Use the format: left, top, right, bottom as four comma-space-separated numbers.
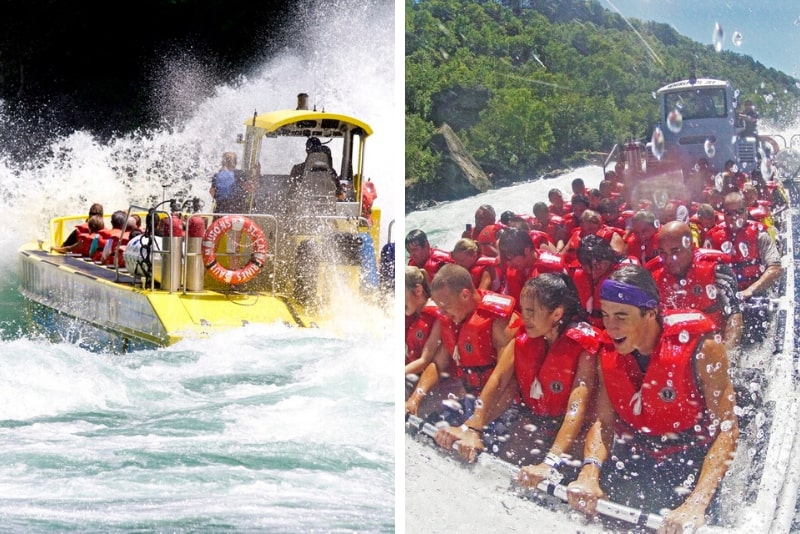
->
19, 246, 312, 351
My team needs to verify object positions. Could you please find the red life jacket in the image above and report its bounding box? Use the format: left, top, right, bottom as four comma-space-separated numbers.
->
625, 232, 659, 265
648, 249, 730, 330
468, 256, 501, 292
528, 230, 553, 250
502, 252, 565, 306
600, 311, 714, 439
514, 322, 602, 416
77, 232, 106, 258
409, 248, 452, 282
405, 303, 439, 365
533, 214, 565, 244
440, 291, 516, 391
708, 221, 763, 290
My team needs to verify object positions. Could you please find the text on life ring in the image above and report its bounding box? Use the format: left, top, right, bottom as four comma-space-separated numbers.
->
201, 216, 268, 285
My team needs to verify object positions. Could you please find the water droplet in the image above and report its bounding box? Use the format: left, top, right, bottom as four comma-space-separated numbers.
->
712, 22, 724, 52
721, 241, 733, 254
679, 329, 690, 343
732, 31, 743, 46
679, 278, 687, 287
616, 461, 625, 470
651, 126, 665, 160
667, 109, 683, 133
706, 284, 717, 299
682, 235, 691, 249
705, 139, 717, 159
734, 89, 741, 98
720, 420, 733, 432
739, 242, 750, 257
765, 94, 774, 104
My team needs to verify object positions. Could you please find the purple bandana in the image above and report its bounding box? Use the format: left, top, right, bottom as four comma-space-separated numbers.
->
600, 279, 659, 309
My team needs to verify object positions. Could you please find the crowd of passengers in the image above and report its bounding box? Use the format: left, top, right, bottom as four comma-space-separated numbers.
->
405, 165, 787, 532
50, 203, 183, 269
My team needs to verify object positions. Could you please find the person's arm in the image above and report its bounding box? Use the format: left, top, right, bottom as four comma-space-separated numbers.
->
405, 342, 452, 416
435, 339, 517, 462
609, 232, 627, 256
518, 350, 596, 487
404, 320, 442, 377
476, 269, 493, 291
714, 263, 743, 352
661, 336, 738, 532
567, 361, 615, 517
739, 231, 782, 300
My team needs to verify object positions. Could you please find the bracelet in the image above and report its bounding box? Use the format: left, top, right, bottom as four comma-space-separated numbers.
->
460, 423, 483, 435
582, 456, 603, 470
544, 452, 563, 469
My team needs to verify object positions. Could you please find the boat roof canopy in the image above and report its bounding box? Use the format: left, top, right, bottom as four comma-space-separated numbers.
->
658, 78, 729, 94
245, 109, 373, 138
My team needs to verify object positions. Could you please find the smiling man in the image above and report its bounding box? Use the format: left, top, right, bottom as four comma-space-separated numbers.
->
567, 264, 738, 533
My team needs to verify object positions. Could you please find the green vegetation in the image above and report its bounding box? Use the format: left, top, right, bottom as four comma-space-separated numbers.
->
406, 0, 800, 194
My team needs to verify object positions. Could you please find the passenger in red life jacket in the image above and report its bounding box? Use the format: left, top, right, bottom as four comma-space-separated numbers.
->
450, 238, 500, 292
497, 228, 566, 307
574, 234, 633, 328
405, 266, 445, 395
502, 214, 556, 253
559, 209, 626, 268
597, 197, 629, 232
648, 221, 743, 355
404, 264, 520, 420
689, 203, 722, 248
570, 177, 588, 203
461, 204, 496, 241
532, 201, 567, 250
743, 183, 776, 239
563, 193, 589, 236
405, 229, 452, 283
624, 209, 660, 265
98, 210, 128, 265
708, 192, 782, 299
434, 273, 601, 474
567, 265, 738, 531
56, 202, 104, 251
74, 215, 106, 257
547, 188, 571, 217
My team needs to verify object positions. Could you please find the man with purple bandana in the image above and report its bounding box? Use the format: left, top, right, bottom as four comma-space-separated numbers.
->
567, 264, 738, 533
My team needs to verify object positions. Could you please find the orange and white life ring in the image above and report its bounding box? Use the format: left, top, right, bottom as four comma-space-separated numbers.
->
201, 216, 267, 285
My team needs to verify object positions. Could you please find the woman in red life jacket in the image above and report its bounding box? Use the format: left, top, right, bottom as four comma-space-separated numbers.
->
624, 209, 660, 265
405, 228, 452, 283
405, 266, 445, 395
567, 265, 738, 532
404, 264, 520, 420
450, 238, 499, 292
52, 203, 104, 252
573, 234, 634, 328
52, 214, 106, 256
434, 273, 602, 482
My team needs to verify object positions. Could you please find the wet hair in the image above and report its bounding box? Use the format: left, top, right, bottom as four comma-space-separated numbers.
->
577, 234, 623, 266
405, 229, 429, 249
451, 238, 478, 256
499, 210, 516, 225
306, 137, 322, 149
405, 265, 431, 297
571, 194, 589, 209
631, 210, 656, 226
579, 209, 602, 225
696, 203, 716, 218
87, 214, 105, 233
89, 203, 104, 217
532, 201, 549, 218
111, 210, 127, 230
522, 272, 583, 335
430, 264, 475, 294
607, 264, 661, 313
498, 227, 534, 258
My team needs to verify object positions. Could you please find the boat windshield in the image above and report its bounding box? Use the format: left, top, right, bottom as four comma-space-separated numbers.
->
664, 88, 727, 120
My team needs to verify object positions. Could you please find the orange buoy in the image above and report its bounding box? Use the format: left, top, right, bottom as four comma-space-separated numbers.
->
201, 216, 267, 285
